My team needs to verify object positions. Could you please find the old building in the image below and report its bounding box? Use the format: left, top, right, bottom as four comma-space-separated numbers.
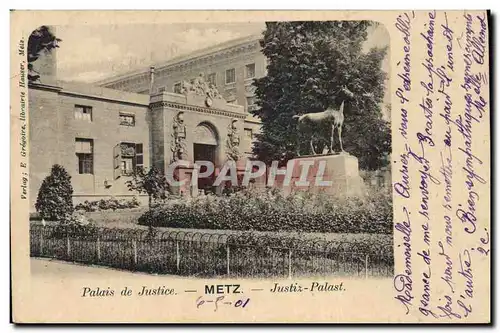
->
28, 38, 255, 211
96, 34, 265, 157
29, 28, 391, 211
96, 34, 264, 112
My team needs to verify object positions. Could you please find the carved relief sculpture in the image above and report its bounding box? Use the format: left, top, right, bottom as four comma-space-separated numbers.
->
226, 118, 241, 161
207, 83, 224, 100
180, 73, 225, 106
171, 112, 188, 161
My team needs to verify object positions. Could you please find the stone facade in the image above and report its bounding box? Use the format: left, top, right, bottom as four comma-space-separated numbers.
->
28, 78, 254, 210
149, 92, 246, 170
28, 81, 152, 209
96, 35, 264, 159
97, 35, 264, 110
28, 32, 261, 211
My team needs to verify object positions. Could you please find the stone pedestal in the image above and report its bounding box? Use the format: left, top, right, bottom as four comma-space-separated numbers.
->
283, 153, 364, 197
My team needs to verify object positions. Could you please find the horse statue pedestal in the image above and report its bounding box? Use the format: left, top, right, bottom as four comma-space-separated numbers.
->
283, 153, 364, 197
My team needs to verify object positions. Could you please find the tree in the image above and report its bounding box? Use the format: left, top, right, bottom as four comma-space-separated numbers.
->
35, 164, 74, 220
251, 21, 391, 170
27, 25, 61, 82
126, 167, 168, 208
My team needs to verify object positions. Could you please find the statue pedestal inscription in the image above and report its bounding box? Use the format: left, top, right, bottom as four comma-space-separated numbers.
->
283, 153, 364, 197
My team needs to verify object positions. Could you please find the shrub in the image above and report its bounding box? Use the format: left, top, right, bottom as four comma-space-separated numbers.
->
50, 213, 99, 239
74, 197, 141, 212
35, 164, 73, 221
138, 189, 393, 234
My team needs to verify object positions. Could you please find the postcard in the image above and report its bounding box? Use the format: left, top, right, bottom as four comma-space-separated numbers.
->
10, 10, 491, 323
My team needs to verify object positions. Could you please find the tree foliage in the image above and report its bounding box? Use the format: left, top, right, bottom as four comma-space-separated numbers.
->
35, 164, 74, 220
126, 167, 168, 208
251, 21, 391, 170
27, 25, 61, 82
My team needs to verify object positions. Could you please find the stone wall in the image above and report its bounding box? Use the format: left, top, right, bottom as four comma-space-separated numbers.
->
29, 81, 255, 211
28, 81, 150, 211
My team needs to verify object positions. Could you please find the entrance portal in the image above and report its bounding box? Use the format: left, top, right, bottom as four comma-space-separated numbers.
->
194, 143, 216, 193
193, 123, 219, 194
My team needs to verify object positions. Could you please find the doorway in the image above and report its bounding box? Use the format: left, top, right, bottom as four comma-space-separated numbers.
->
193, 143, 217, 194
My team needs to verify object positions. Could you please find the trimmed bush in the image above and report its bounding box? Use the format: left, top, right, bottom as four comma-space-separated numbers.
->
138, 188, 393, 234
51, 214, 99, 240
35, 164, 73, 221
75, 196, 141, 212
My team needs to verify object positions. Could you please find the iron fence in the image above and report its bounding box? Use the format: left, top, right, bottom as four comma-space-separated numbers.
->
30, 224, 393, 278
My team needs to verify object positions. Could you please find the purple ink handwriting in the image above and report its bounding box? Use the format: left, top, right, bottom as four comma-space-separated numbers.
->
395, 12, 412, 140
394, 207, 413, 314
393, 11, 488, 321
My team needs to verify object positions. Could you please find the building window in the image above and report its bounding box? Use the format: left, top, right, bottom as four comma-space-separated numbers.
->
246, 96, 256, 107
244, 128, 253, 139
120, 142, 135, 157
225, 68, 236, 84
120, 142, 135, 176
119, 113, 135, 126
121, 159, 133, 175
75, 138, 93, 174
114, 142, 143, 178
246, 96, 259, 112
173, 82, 182, 94
208, 73, 216, 85
74, 105, 92, 122
245, 63, 256, 79
135, 143, 144, 169
158, 87, 166, 93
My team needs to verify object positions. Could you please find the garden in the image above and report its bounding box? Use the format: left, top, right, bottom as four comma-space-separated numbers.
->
30, 164, 393, 278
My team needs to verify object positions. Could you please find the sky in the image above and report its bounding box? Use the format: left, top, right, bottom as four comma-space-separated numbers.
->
54, 22, 390, 83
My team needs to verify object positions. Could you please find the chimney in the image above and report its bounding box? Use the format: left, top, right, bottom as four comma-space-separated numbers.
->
149, 66, 155, 95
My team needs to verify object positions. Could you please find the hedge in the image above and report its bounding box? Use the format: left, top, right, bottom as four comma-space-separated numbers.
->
138, 188, 393, 234
74, 197, 140, 212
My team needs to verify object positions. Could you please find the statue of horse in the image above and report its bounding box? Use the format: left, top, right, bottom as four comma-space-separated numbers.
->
293, 101, 345, 155
292, 86, 354, 155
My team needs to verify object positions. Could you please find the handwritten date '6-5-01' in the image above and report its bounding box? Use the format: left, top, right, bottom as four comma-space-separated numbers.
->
196, 295, 250, 312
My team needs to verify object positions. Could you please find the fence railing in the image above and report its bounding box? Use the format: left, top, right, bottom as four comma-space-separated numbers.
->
30, 224, 393, 278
